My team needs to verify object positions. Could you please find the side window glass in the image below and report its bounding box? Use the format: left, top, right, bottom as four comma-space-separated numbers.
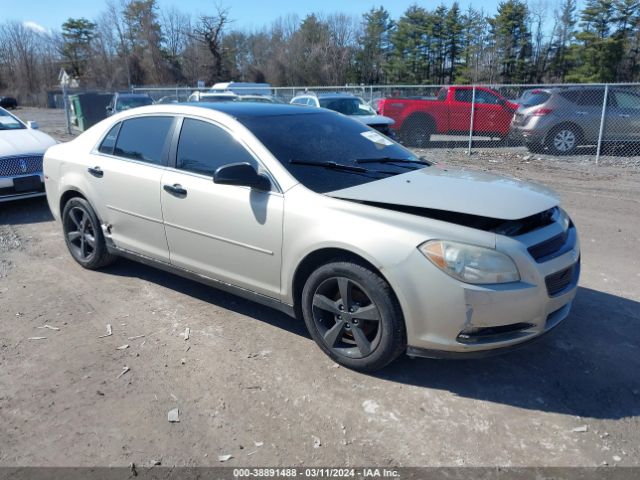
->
454, 89, 473, 103
560, 91, 581, 104
176, 119, 257, 176
577, 90, 605, 106
98, 123, 121, 154
613, 91, 640, 110
113, 116, 173, 165
475, 90, 499, 104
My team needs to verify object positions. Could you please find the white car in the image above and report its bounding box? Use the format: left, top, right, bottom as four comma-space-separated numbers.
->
43, 104, 580, 371
0, 107, 57, 202
290, 93, 395, 136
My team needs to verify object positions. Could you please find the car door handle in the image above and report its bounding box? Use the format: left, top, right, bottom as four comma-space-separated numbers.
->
163, 184, 187, 196
87, 166, 103, 178
618, 114, 630, 118
575, 111, 588, 116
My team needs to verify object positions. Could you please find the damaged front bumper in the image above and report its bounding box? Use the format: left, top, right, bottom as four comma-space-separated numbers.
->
386, 221, 580, 357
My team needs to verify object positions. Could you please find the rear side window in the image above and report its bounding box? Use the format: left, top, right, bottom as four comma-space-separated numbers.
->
454, 89, 473, 103
176, 119, 257, 176
522, 92, 550, 107
559, 91, 582, 104
113, 116, 173, 165
474, 90, 501, 104
98, 123, 121, 154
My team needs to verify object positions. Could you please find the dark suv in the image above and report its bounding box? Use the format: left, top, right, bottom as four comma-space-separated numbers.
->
510, 87, 640, 155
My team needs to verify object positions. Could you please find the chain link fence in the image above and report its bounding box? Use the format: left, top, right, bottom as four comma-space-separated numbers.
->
132, 83, 640, 165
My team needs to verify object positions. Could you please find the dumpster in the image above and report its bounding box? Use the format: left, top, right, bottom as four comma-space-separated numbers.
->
68, 93, 113, 131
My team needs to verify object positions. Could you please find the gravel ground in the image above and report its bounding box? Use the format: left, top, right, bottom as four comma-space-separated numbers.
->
0, 108, 639, 468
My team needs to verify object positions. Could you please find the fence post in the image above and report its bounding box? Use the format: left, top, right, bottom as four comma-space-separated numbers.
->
595, 83, 609, 165
468, 85, 476, 156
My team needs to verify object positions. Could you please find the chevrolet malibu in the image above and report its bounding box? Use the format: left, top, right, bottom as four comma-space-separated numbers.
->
43, 103, 580, 371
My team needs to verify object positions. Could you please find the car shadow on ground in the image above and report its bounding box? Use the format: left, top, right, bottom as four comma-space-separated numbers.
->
104, 256, 640, 420
103, 258, 310, 339
0, 197, 54, 225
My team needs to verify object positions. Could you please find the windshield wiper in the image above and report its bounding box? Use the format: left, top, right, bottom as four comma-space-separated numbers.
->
355, 157, 431, 166
289, 159, 398, 177
290, 160, 369, 172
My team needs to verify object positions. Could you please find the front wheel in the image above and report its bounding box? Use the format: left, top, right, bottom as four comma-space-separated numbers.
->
547, 126, 580, 155
301, 261, 406, 371
62, 197, 117, 269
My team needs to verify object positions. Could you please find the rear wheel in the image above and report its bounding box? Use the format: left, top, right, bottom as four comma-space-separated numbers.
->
301, 261, 406, 371
547, 125, 580, 155
62, 197, 116, 269
401, 116, 434, 148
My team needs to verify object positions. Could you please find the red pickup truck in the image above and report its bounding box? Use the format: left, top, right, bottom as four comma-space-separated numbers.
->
378, 86, 518, 147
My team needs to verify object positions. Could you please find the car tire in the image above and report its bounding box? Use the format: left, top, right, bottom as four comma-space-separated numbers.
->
62, 197, 117, 269
547, 125, 580, 155
301, 261, 406, 371
401, 116, 433, 148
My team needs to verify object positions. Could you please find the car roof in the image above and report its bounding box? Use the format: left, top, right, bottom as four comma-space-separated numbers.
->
180, 102, 323, 117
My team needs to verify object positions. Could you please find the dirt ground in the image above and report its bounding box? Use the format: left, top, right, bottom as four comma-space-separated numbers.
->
1, 108, 639, 468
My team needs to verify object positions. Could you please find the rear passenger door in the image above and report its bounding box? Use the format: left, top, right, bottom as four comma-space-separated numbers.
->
91, 115, 174, 262
574, 89, 605, 143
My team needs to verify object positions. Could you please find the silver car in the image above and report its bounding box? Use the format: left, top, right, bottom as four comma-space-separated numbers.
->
511, 87, 640, 155
44, 103, 580, 371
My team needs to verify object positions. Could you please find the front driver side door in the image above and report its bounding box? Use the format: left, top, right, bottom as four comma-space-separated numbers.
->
160, 117, 284, 298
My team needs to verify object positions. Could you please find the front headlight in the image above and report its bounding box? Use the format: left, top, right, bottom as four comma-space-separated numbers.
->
556, 207, 571, 232
419, 240, 520, 284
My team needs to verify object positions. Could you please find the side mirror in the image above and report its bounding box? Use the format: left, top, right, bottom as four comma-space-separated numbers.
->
213, 162, 271, 191
27, 121, 39, 130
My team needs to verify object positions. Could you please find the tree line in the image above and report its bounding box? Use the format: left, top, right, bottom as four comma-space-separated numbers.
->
1, 0, 639, 105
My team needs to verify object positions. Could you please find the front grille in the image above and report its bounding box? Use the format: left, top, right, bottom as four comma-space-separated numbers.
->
528, 229, 569, 261
0, 155, 44, 177
545, 261, 579, 296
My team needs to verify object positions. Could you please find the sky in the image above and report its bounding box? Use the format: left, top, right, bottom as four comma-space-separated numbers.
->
4, 0, 510, 34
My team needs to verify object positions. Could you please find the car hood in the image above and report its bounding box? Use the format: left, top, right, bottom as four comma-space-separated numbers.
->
0, 129, 56, 157
326, 165, 559, 220
352, 114, 395, 126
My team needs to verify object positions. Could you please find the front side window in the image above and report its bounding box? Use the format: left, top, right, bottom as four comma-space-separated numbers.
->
176, 118, 257, 176
612, 91, 640, 110
113, 116, 173, 165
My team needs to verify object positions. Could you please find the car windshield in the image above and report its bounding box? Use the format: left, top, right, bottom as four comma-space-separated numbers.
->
116, 97, 153, 111
238, 111, 425, 193
0, 109, 25, 130
319, 98, 372, 116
